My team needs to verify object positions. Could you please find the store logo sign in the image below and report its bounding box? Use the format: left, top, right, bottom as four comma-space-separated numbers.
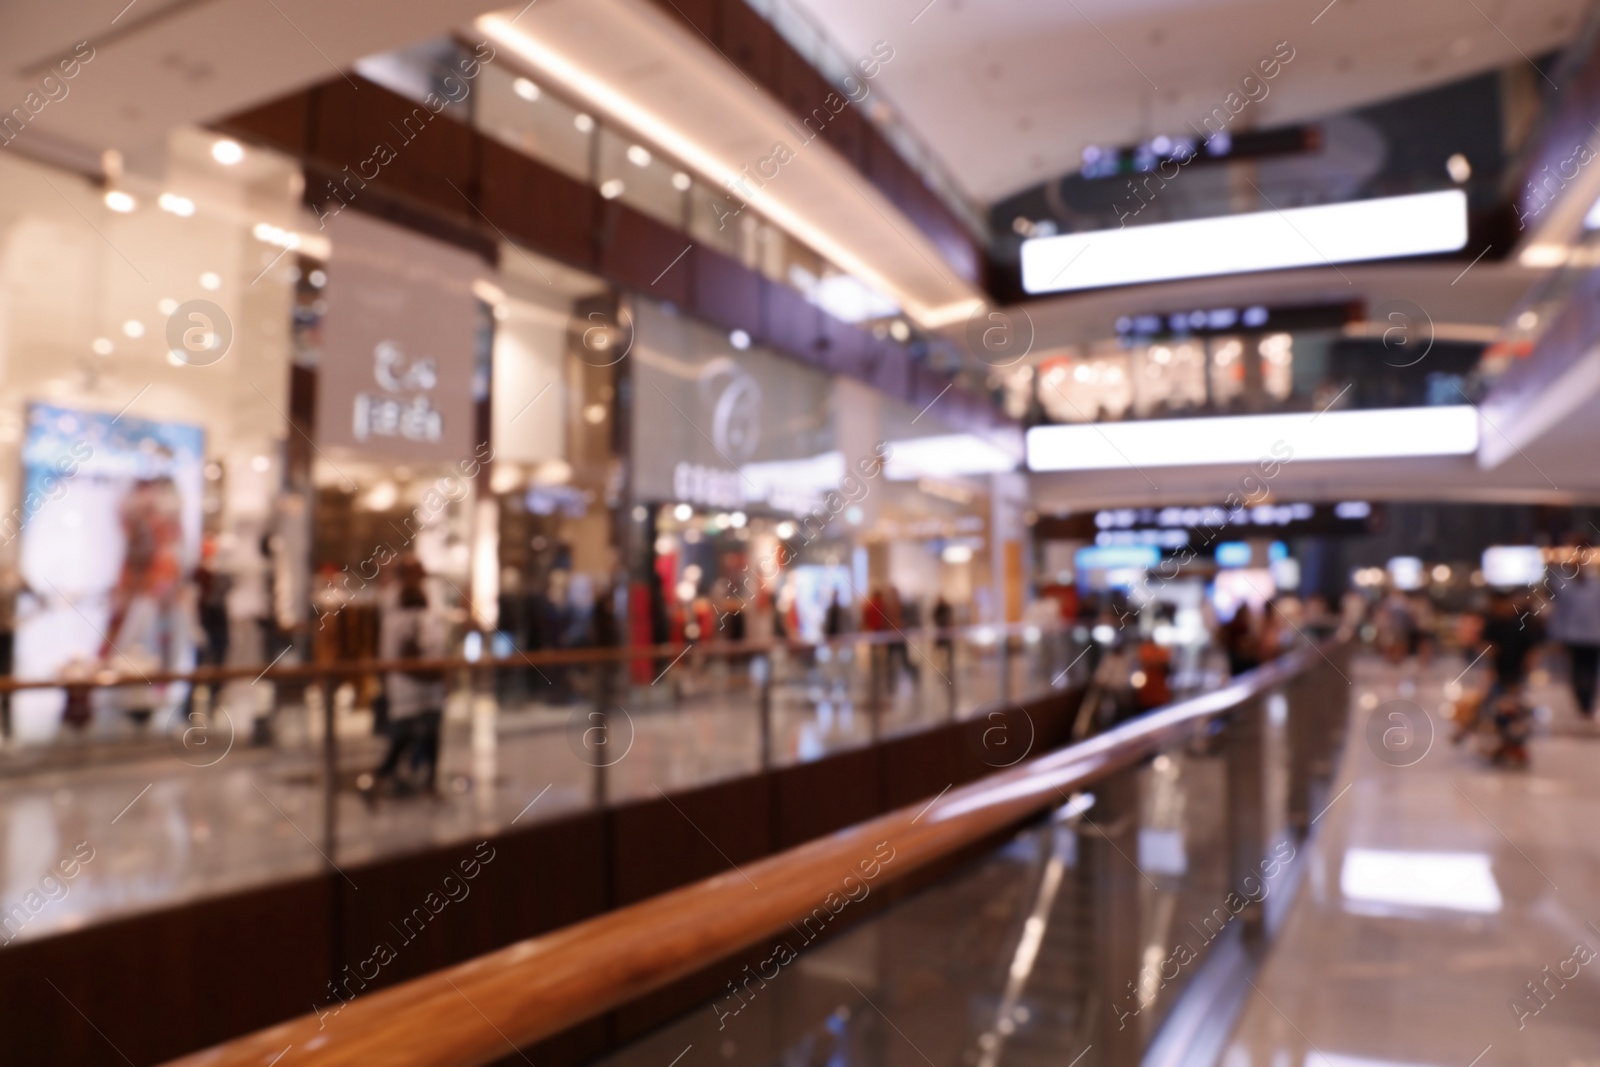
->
353, 340, 444, 443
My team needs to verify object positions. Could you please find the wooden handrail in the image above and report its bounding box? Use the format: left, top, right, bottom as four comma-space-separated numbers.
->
161, 646, 1319, 1067
0, 621, 1063, 693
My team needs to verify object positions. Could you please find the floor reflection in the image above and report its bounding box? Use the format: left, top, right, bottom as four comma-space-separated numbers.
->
1225, 654, 1600, 1067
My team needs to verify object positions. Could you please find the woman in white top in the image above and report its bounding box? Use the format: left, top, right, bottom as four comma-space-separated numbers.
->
368, 560, 447, 797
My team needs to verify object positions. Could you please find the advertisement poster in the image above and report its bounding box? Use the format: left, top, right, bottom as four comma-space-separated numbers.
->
12, 403, 205, 742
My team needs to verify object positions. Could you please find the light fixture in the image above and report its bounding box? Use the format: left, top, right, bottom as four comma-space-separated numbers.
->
308, 269, 327, 288
583, 402, 607, 424
776, 521, 796, 539
91, 337, 113, 356
475, 13, 983, 330
158, 192, 196, 217
1021, 190, 1470, 294
1431, 564, 1451, 583
1445, 153, 1471, 183
513, 77, 540, 101
122, 320, 145, 338
883, 433, 1019, 480
252, 222, 302, 250
1339, 849, 1502, 914
671, 171, 692, 191
250, 454, 271, 473
730, 511, 747, 528
599, 178, 624, 199
573, 113, 595, 133
104, 190, 136, 213
943, 544, 974, 564
211, 139, 244, 165
729, 329, 751, 350
673, 502, 693, 521
1026, 406, 1480, 471
157, 298, 178, 315
889, 319, 911, 342
1521, 243, 1570, 266
1516, 310, 1538, 331
199, 272, 221, 291
626, 144, 652, 168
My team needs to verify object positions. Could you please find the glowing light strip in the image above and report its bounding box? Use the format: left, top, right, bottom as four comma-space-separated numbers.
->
478, 13, 979, 328
1021, 190, 1469, 294
1025, 406, 1480, 472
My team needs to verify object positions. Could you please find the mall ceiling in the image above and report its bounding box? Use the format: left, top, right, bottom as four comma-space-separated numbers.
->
783, 0, 1590, 204
0, 0, 506, 172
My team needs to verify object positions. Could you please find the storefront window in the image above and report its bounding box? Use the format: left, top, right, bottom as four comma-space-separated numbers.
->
0, 127, 304, 741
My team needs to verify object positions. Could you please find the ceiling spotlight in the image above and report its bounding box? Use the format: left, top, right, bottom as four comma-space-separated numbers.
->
729, 329, 751, 350
158, 192, 196, 217
600, 178, 624, 199
512, 77, 540, 101
1446, 153, 1471, 183
672, 171, 692, 191
626, 144, 652, 168
673, 503, 693, 521
91, 337, 113, 356
211, 139, 244, 165
308, 269, 327, 288
122, 320, 145, 338
157, 298, 178, 315
104, 190, 136, 213
573, 113, 595, 133
199, 271, 221, 291
1516, 310, 1538, 330
889, 319, 911, 342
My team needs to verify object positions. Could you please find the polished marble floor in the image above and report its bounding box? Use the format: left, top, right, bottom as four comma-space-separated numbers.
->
0, 639, 1086, 944
1225, 654, 1600, 1067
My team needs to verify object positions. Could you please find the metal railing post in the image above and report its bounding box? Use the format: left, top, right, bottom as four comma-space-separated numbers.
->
1225, 693, 1267, 944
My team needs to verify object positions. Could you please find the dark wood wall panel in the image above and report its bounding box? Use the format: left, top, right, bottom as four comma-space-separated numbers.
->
717, 0, 779, 84
308, 80, 477, 220
0, 874, 331, 1066
609, 774, 775, 906
690, 246, 763, 335
763, 278, 823, 364
479, 138, 598, 269
336, 812, 608, 993
599, 202, 694, 307
773, 744, 879, 849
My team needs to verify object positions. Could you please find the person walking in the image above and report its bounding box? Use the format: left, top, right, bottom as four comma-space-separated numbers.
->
1557, 564, 1600, 718
367, 559, 447, 799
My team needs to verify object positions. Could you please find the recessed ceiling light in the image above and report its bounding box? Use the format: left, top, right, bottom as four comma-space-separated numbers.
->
512, 77, 540, 101
158, 192, 195, 216
671, 171, 692, 191
1517, 310, 1538, 330
91, 337, 113, 356
199, 272, 221, 291
211, 139, 244, 165
158, 298, 178, 315
1445, 153, 1471, 183
626, 144, 652, 168
573, 113, 594, 133
104, 190, 136, 213
600, 178, 624, 199
122, 320, 145, 338
729, 329, 751, 350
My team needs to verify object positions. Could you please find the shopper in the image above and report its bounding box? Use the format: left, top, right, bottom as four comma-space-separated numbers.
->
368, 558, 447, 799
1476, 592, 1542, 767
1555, 564, 1600, 718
